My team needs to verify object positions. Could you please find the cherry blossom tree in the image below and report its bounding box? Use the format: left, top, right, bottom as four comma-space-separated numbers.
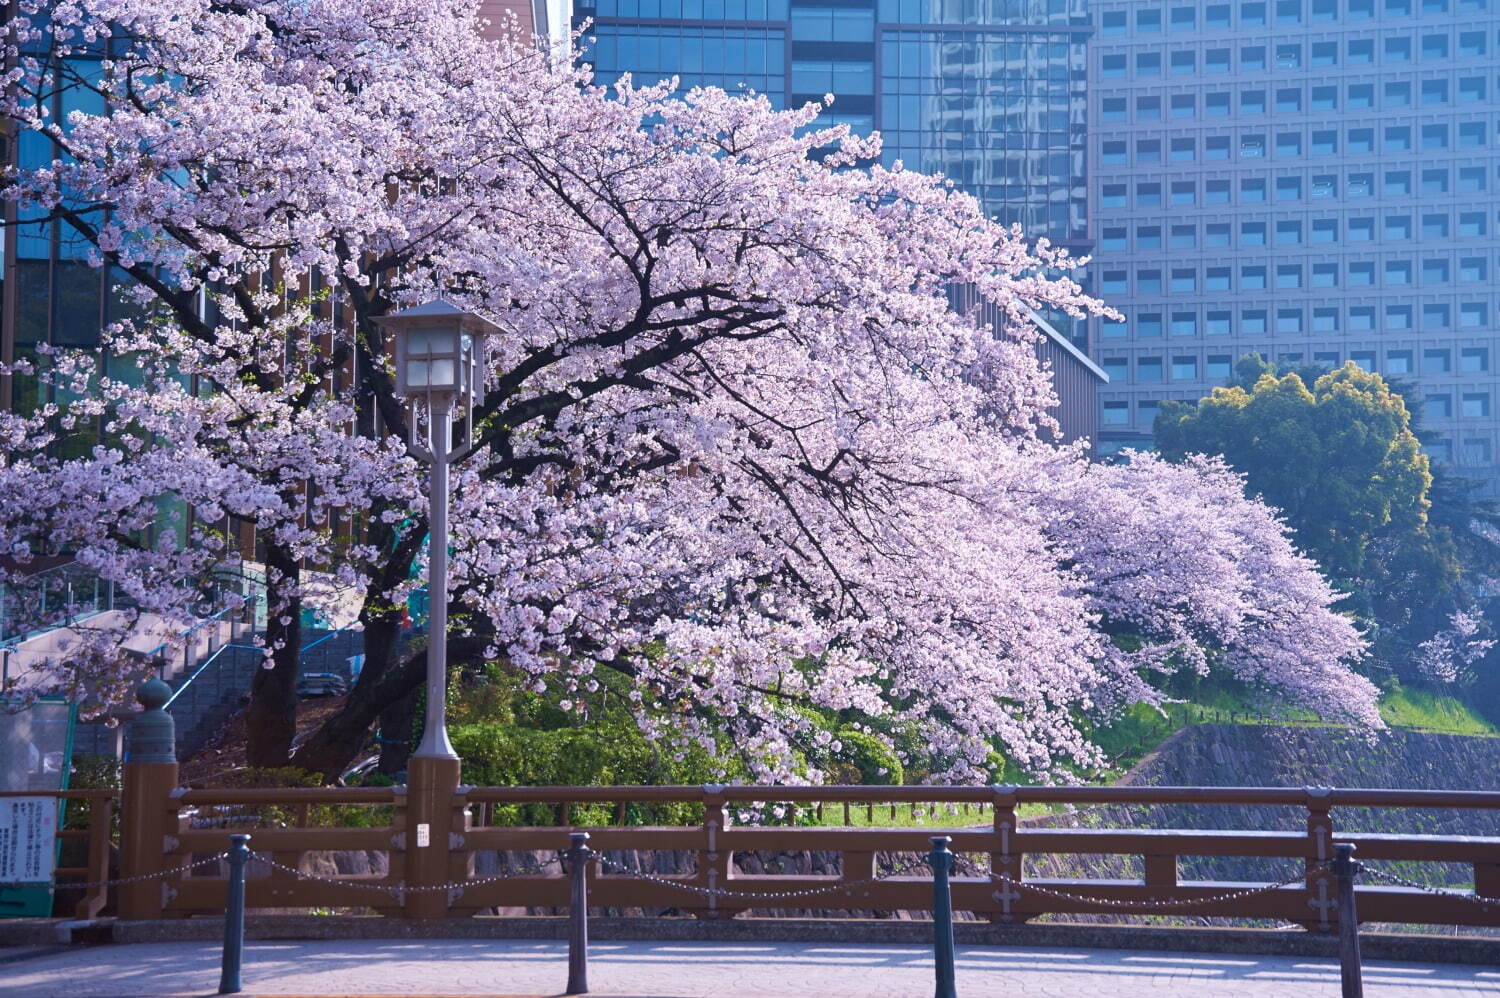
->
1, 0, 1381, 780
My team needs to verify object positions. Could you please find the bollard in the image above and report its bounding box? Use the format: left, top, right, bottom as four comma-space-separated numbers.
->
566, 831, 592, 995
218, 833, 251, 995
1331, 843, 1363, 998
928, 835, 957, 998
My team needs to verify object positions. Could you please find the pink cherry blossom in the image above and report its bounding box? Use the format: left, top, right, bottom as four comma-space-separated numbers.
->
0, 0, 1379, 779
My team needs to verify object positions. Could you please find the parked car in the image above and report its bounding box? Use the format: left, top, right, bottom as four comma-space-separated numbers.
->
295, 672, 349, 698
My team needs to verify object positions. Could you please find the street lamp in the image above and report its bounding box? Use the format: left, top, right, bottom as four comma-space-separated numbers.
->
375, 300, 497, 762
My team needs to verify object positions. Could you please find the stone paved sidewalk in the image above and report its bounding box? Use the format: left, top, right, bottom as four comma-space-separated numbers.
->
2, 939, 1499, 996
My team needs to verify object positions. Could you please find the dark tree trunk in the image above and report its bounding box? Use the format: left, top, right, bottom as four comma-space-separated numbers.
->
245, 546, 300, 768
377, 685, 419, 776
291, 617, 423, 781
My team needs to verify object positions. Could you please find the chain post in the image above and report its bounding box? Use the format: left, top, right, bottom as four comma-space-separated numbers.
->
566, 831, 592, 995
218, 833, 251, 995
1331, 843, 1364, 998
928, 835, 957, 998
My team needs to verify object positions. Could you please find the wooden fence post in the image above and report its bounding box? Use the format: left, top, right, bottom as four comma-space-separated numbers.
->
1304, 787, 1336, 933
403, 755, 462, 919
988, 785, 1022, 924
119, 678, 179, 920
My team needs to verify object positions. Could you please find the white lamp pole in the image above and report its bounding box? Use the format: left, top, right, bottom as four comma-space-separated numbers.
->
375, 300, 498, 762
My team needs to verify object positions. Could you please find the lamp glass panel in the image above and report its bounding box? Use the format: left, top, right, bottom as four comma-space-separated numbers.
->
429, 358, 457, 389
406, 358, 430, 388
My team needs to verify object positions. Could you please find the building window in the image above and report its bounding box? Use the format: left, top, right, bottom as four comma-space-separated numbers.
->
1242, 221, 1267, 245
1277, 264, 1303, 288
1241, 90, 1266, 114
1349, 217, 1374, 240
1460, 257, 1487, 281
1459, 122, 1486, 147
1458, 167, 1486, 192
1462, 439, 1491, 466
1423, 169, 1450, 194
1312, 219, 1337, 242
1349, 262, 1375, 285
1242, 178, 1266, 201
1172, 355, 1198, 379
1137, 52, 1162, 75
1385, 215, 1412, 239
1424, 259, 1451, 283
1461, 303, 1487, 327
1171, 268, 1196, 291
1426, 395, 1452, 420
1137, 96, 1162, 119
1102, 271, 1128, 294
1172, 313, 1198, 336
1312, 263, 1337, 286
1243, 309, 1268, 333
1139, 313, 1164, 337
1459, 77, 1486, 102
1385, 260, 1413, 284
1206, 179, 1231, 202
1461, 347, 1489, 372
1313, 307, 1339, 330
1103, 357, 1128, 380
1206, 137, 1231, 161
1206, 48, 1231, 71
1171, 137, 1196, 161
1101, 10, 1126, 33
1102, 141, 1127, 165
1276, 176, 1301, 200
1139, 269, 1163, 293
1423, 304, 1451, 328
1207, 312, 1232, 335
1171, 181, 1196, 204
1387, 350, 1413, 374
1312, 41, 1337, 65
1102, 401, 1129, 425
1348, 128, 1374, 153
1277, 308, 1303, 332
1385, 170, 1412, 196
1102, 228, 1127, 251
1460, 31, 1487, 57
1386, 305, 1413, 330
1311, 86, 1337, 110
1422, 80, 1449, 105
1206, 267, 1231, 290
1348, 83, 1374, 107
1423, 213, 1450, 238
1422, 124, 1449, 150
1171, 225, 1196, 248
1385, 36, 1412, 62
1276, 132, 1302, 156
1351, 307, 1376, 330
1385, 126, 1412, 151
1102, 184, 1126, 207
1207, 354, 1233, 378
1137, 183, 1161, 206
1422, 34, 1448, 60
1171, 94, 1196, 118
1207, 91, 1231, 114
1311, 131, 1337, 155
1206, 223, 1231, 246
1138, 226, 1162, 249
1351, 350, 1376, 371
1102, 98, 1126, 121
1348, 39, 1374, 63
1139, 8, 1163, 30
1138, 357, 1164, 381
1463, 393, 1490, 418
1276, 44, 1301, 68
1242, 46, 1267, 70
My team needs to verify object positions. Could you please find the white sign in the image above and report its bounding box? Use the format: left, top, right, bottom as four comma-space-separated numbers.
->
0, 797, 57, 883
415, 822, 430, 848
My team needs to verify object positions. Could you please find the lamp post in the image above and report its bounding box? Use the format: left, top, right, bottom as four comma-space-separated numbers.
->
376, 299, 496, 761
374, 299, 497, 917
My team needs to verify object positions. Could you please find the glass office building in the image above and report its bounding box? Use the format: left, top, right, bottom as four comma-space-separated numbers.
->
579, 0, 1091, 248
1089, 0, 1500, 490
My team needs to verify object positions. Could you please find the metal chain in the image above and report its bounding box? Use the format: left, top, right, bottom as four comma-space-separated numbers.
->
592, 853, 932, 901
1006, 869, 1313, 911
1358, 865, 1500, 907
260, 856, 555, 896
0, 852, 229, 891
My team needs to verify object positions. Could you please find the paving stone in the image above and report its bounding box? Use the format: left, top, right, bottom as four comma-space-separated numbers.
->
2, 939, 1498, 996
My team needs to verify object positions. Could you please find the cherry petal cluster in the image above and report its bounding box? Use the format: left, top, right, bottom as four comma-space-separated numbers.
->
0, 0, 1379, 777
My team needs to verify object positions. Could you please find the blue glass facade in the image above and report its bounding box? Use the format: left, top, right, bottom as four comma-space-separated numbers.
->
1089, 0, 1500, 489
578, 0, 1090, 246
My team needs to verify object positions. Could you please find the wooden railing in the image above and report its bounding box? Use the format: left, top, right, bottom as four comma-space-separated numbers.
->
18, 777, 1481, 929
0, 788, 117, 919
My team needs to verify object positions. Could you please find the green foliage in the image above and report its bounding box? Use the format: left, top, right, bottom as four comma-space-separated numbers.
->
1156, 359, 1498, 689
824, 726, 904, 785
1378, 688, 1498, 736
1157, 362, 1430, 584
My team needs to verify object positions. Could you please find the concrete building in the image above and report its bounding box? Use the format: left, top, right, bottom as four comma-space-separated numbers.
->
579, 0, 1108, 443
1088, 0, 1500, 486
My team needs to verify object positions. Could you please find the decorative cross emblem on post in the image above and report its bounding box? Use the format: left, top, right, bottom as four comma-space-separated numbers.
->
992, 873, 1022, 923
